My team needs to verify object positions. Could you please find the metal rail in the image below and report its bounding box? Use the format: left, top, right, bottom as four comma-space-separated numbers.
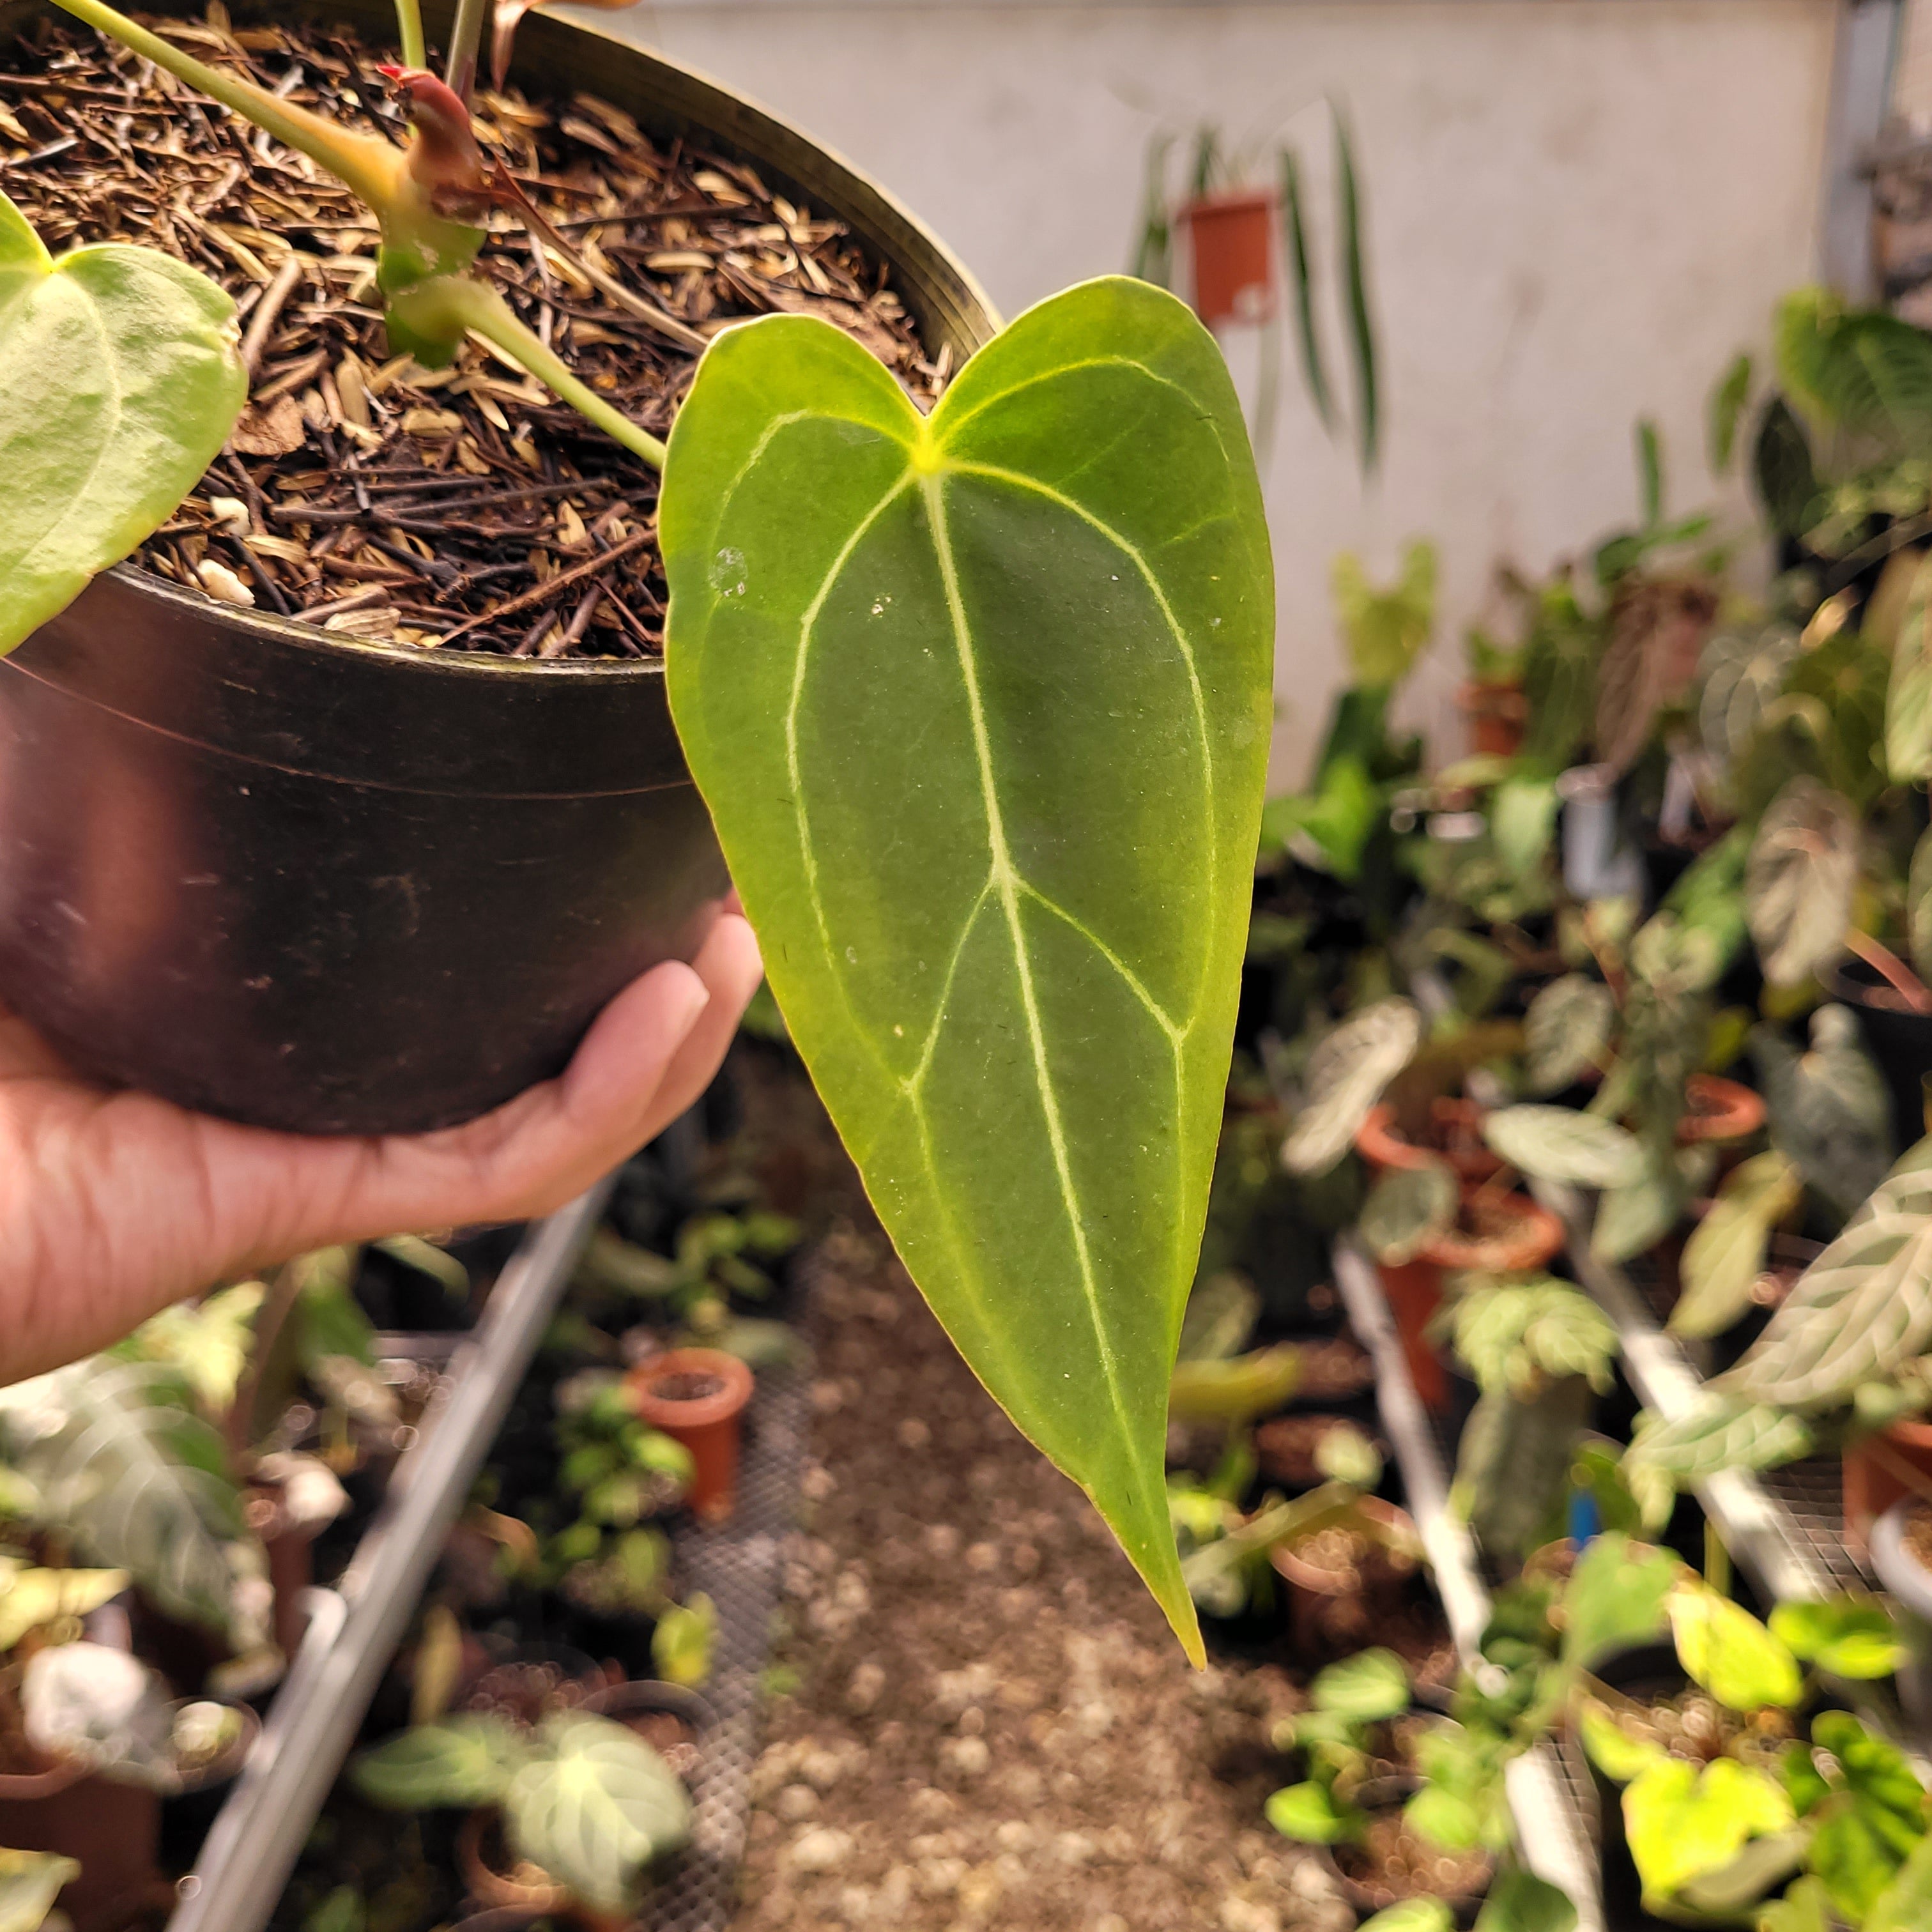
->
168, 1181, 613, 1932
1332, 1236, 1606, 1931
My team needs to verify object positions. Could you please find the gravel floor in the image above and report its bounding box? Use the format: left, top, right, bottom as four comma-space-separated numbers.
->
731, 1195, 1355, 1932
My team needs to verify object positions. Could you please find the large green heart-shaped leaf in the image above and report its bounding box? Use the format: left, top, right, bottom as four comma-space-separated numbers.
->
663, 277, 1272, 1661
0, 190, 245, 654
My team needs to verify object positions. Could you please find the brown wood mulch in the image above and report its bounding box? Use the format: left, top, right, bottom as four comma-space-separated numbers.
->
4, 6, 946, 658
733, 1062, 1354, 1932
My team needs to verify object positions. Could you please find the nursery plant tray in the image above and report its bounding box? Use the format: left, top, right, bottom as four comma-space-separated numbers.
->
1332, 1237, 1606, 1931
167, 1184, 614, 1932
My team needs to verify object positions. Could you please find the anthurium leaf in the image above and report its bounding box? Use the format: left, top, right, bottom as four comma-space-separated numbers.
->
1715, 1165, 1932, 1409
507, 1713, 691, 1915
1623, 1757, 1794, 1902
1310, 1646, 1409, 1720
1668, 1579, 1802, 1713
1359, 1901, 1454, 1932
0, 188, 245, 655
350, 1713, 528, 1810
1887, 556, 1932, 782
0, 1849, 79, 1932
1483, 1104, 1643, 1189
1866, 1830, 1932, 1932
1671, 1149, 1802, 1341
662, 277, 1273, 1665
1560, 1533, 1679, 1671
1745, 778, 1859, 988
1360, 1156, 1456, 1264
1283, 998, 1423, 1176
1768, 1598, 1906, 1680
1265, 1779, 1351, 1844
1523, 974, 1616, 1095
1473, 1870, 1579, 1932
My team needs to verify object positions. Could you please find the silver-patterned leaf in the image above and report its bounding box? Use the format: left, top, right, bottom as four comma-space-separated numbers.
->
1360, 1157, 1457, 1264
1745, 778, 1858, 988
1887, 555, 1932, 782
1452, 1378, 1593, 1562
0, 1358, 246, 1633
1622, 1398, 1814, 1522
1591, 1149, 1689, 1264
1714, 1167, 1932, 1409
1524, 974, 1616, 1095
1483, 1104, 1643, 1190
1282, 998, 1422, 1176
1669, 1149, 1802, 1340
1699, 623, 1800, 774
1751, 1008, 1893, 1219
350, 1715, 528, 1811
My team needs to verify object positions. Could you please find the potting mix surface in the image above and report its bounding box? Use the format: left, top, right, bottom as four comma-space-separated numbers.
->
5, 8, 946, 657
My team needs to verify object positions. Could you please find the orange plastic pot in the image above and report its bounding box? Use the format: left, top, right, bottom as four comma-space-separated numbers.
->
1457, 680, 1527, 758
1355, 1100, 1501, 1188
626, 1347, 755, 1524
1676, 1073, 1765, 1146
0, 1752, 165, 1932
1844, 1420, 1932, 1557
1180, 190, 1276, 325
1379, 1192, 1566, 1413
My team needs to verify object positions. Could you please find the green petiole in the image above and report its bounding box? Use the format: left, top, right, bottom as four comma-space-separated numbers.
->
392, 0, 426, 72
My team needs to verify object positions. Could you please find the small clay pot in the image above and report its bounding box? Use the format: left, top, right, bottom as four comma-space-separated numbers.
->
1676, 1073, 1766, 1147
1456, 679, 1528, 758
581, 1680, 715, 1784
1269, 1496, 1423, 1659
457, 1810, 584, 1925
1843, 1418, 1932, 1557
0, 1751, 167, 1932
627, 1347, 755, 1524
1179, 190, 1276, 325
1355, 1100, 1501, 1187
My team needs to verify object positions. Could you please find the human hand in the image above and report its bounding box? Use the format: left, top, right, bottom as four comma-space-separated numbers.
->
0, 911, 762, 1383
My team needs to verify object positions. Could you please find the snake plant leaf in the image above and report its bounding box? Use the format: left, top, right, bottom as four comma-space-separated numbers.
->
1670, 1149, 1801, 1341
0, 1850, 79, 1932
0, 189, 245, 655
1752, 1008, 1893, 1220
1715, 1167, 1932, 1409
1483, 1104, 1643, 1190
350, 1713, 529, 1811
1360, 1156, 1455, 1264
1523, 974, 1615, 1096
1282, 999, 1422, 1176
662, 278, 1271, 1664
508, 1714, 691, 1914
1746, 778, 1859, 988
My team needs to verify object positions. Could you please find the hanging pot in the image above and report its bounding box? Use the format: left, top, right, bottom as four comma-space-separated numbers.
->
1179, 190, 1276, 326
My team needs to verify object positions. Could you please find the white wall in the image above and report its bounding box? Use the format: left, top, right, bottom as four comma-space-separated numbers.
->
586, 1, 1840, 788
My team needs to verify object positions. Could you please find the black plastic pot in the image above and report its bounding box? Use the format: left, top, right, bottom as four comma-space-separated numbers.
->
1584, 1641, 1688, 1932
1821, 957, 1932, 1154
0, 0, 998, 1137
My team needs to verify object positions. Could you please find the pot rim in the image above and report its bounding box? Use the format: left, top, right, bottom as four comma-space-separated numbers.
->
1871, 1498, 1932, 1620
1678, 1073, 1767, 1146
627, 1347, 755, 1428
1177, 187, 1275, 218
1416, 1192, 1565, 1272
457, 1807, 573, 1914
1268, 1495, 1420, 1594
581, 1678, 719, 1737
1321, 1824, 1494, 1913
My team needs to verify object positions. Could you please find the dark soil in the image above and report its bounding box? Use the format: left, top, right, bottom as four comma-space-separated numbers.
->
1254, 1416, 1384, 1489
6, 10, 943, 657
1289, 1340, 1374, 1402
737, 1233, 1361, 1928
648, 1370, 726, 1403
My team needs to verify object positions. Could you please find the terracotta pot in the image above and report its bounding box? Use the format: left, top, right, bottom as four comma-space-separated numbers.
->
626, 1347, 755, 1523
1870, 1500, 1932, 1731
1378, 1190, 1565, 1413
458, 1809, 626, 1931
1456, 679, 1527, 758
581, 1679, 715, 1784
1844, 1419, 1932, 1557
0, 1751, 167, 1932
1676, 1073, 1765, 1147
1354, 1100, 1501, 1187
1179, 190, 1276, 326
1269, 1496, 1422, 1657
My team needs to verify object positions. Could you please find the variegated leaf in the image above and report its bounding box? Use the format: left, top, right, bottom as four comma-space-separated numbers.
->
1524, 974, 1616, 1095
1483, 1104, 1643, 1190
1669, 1149, 1802, 1341
1622, 1398, 1814, 1522
1282, 998, 1422, 1176
1752, 1008, 1893, 1219
1360, 1156, 1456, 1264
1745, 778, 1858, 988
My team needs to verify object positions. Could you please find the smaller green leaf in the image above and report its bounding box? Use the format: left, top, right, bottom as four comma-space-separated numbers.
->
1360, 1157, 1456, 1264
350, 1713, 528, 1811
1751, 1010, 1892, 1222
1579, 1700, 1669, 1784
1637, 418, 1664, 526
0, 1849, 79, 1932
1888, 556, 1932, 782
1169, 1344, 1302, 1427
1866, 1830, 1932, 1932
1592, 1153, 1689, 1266
1811, 1711, 1926, 1825
1623, 1757, 1794, 1901
1483, 1105, 1643, 1189
1811, 1802, 1915, 1924
1331, 543, 1434, 689
1360, 1901, 1454, 1932
1622, 1399, 1813, 1524
1494, 777, 1559, 882
1745, 778, 1858, 988
1768, 1597, 1906, 1680
1709, 351, 1753, 474
1283, 999, 1422, 1176
1404, 1781, 1485, 1855
1523, 975, 1616, 1095
1671, 1150, 1802, 1341
1265, 1779, 1350, 1844
1473, 1870, 1580, 1932
1668, 1579, 1802, 1713
1757, 1875, 1833, 1932
1310, 1647, 1409, 1721
652, 1592, 716, 1689
1177, 1271, 1261, 1363
1561, 1533, 1680, 1671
